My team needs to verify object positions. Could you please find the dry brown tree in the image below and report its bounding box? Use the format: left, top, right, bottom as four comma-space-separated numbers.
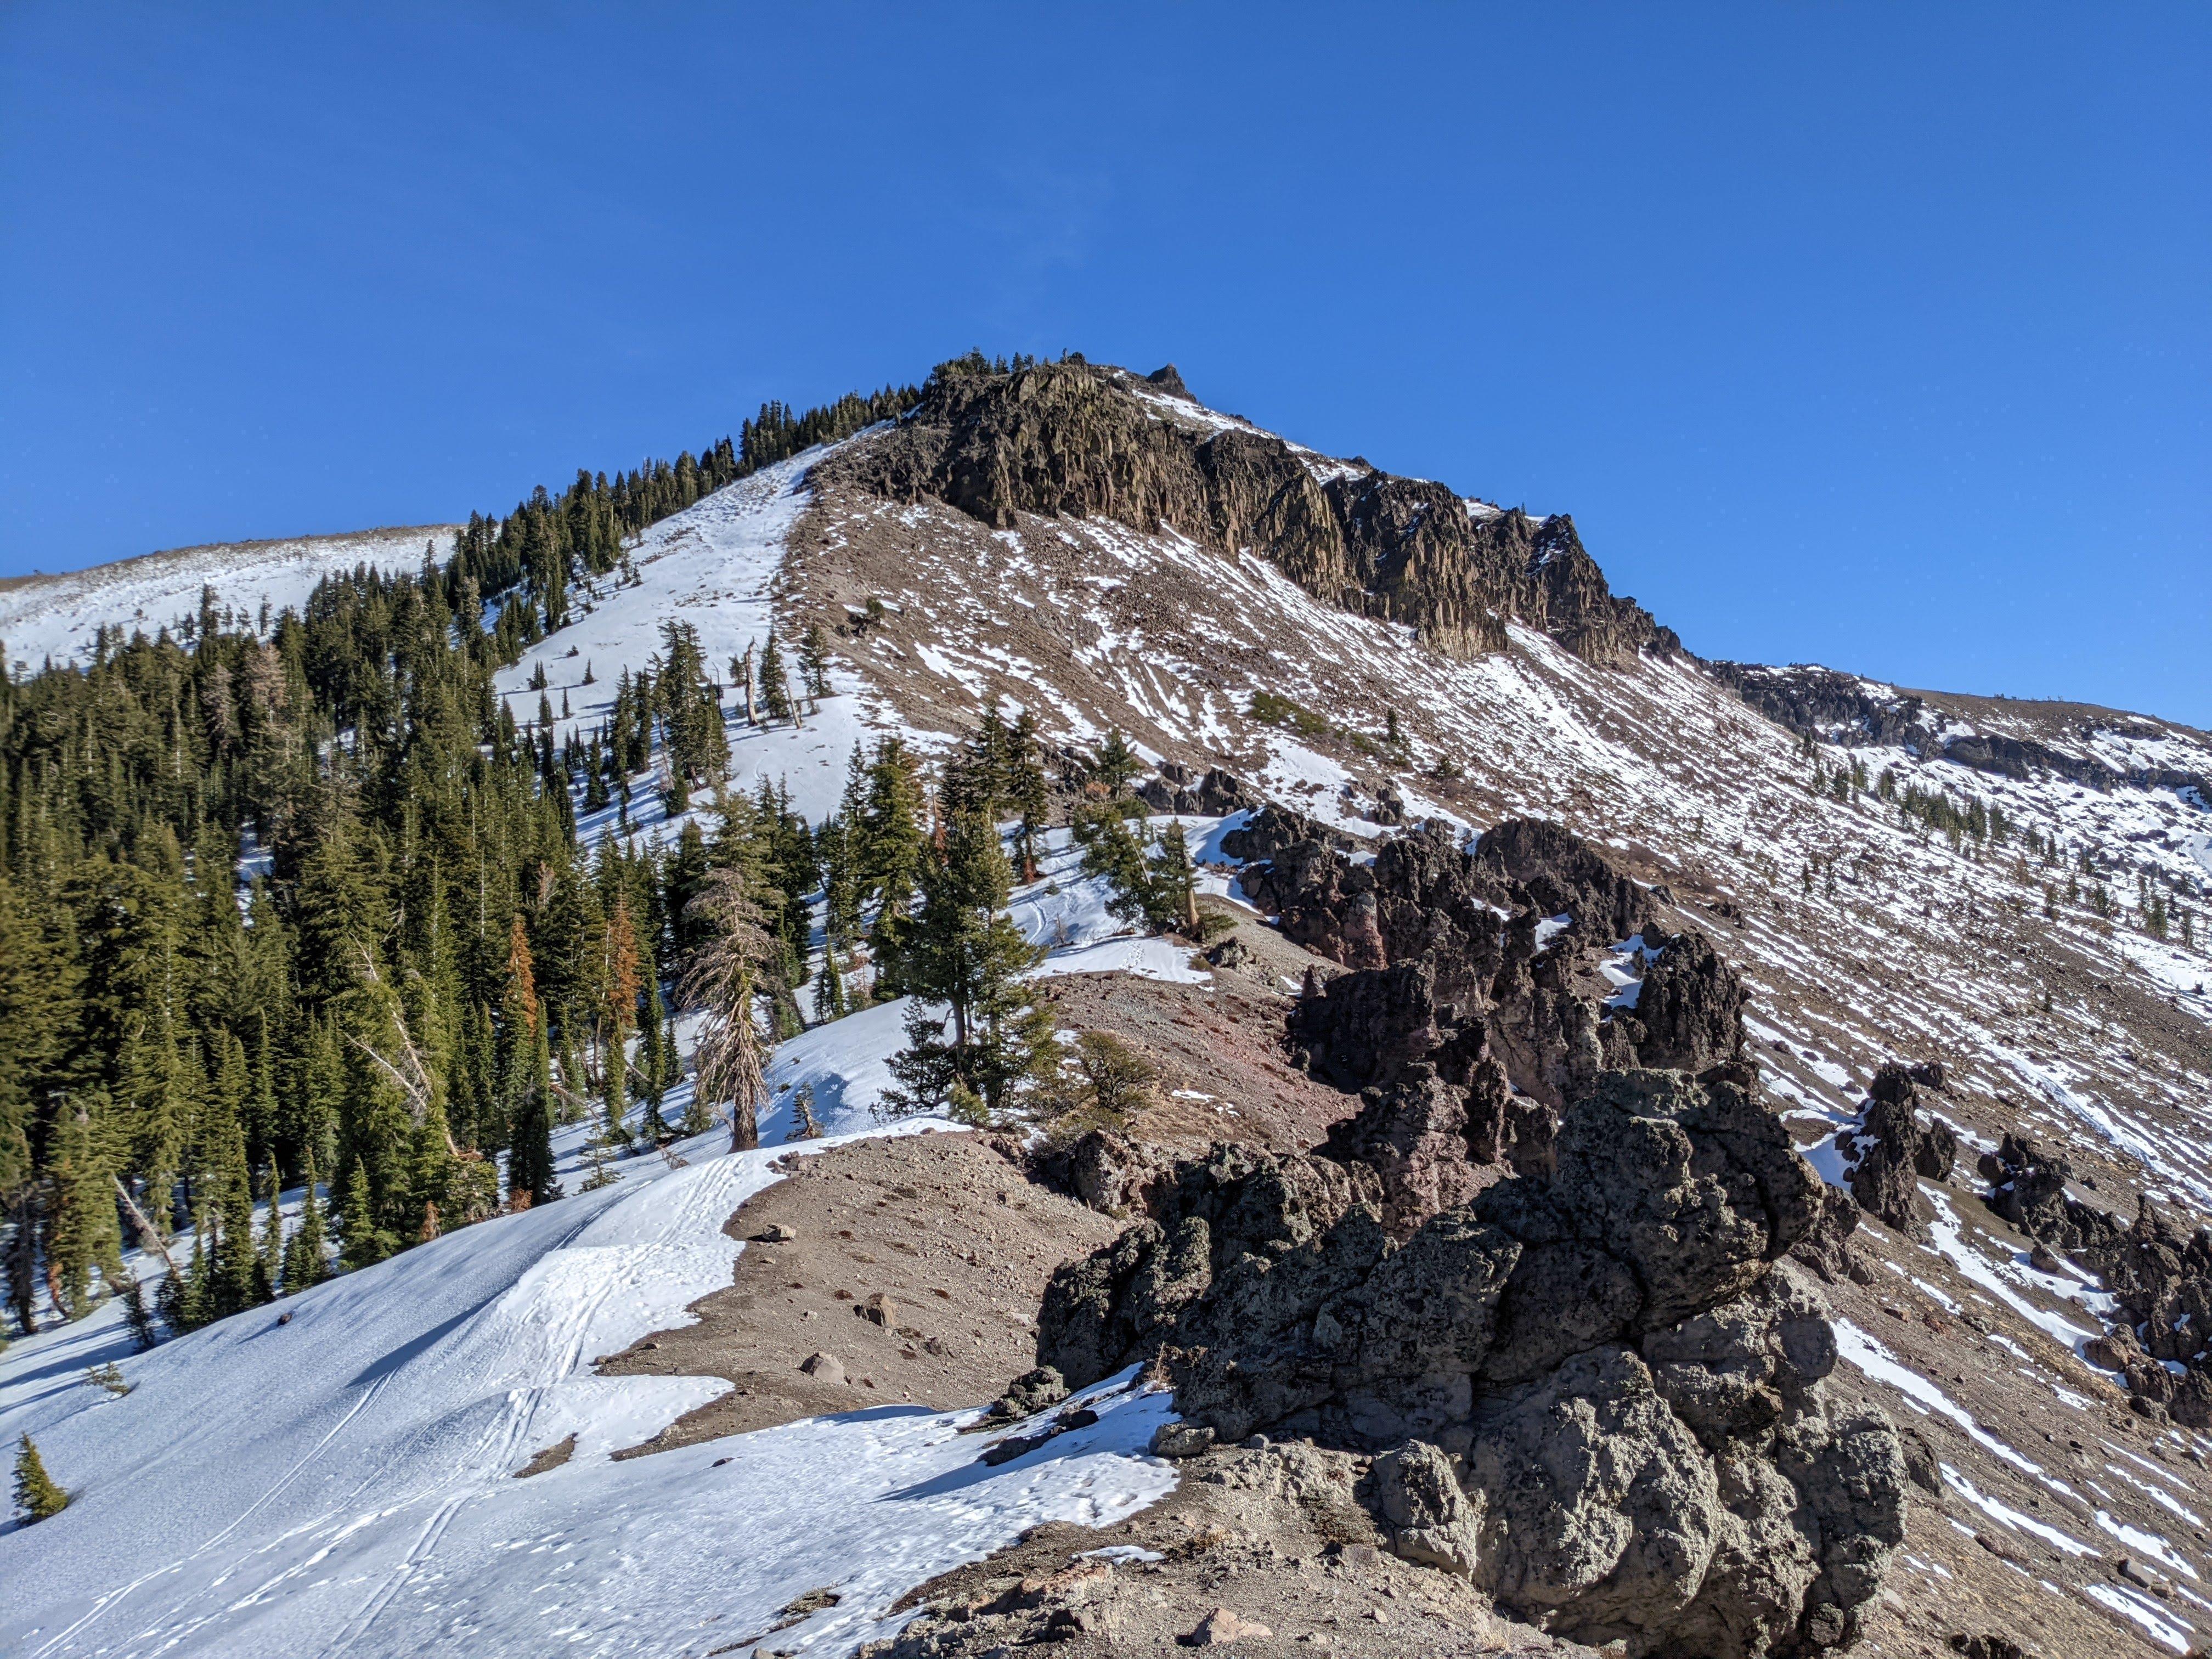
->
679, 868, 775, 1150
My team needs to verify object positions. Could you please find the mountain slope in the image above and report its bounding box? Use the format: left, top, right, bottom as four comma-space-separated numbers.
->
0, 525, 457, 669
6, 356, 2210, 1659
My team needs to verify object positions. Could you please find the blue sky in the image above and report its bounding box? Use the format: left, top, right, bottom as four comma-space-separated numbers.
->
3, 5, 2205, 723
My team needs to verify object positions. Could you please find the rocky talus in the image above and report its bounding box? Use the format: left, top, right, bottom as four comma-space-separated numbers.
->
817, 358, 1678, 666
1037, 1069, 1906, 1659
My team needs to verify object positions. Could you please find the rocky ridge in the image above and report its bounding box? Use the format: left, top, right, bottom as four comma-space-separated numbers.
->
819, 358, 1678, 667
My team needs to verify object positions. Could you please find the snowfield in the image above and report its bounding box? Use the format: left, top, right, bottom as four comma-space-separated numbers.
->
0, 1108, 1177, 1658
0, 526, 456, 670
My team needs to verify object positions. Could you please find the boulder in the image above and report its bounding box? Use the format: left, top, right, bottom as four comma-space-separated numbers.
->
1367, 1438, 1481, 1575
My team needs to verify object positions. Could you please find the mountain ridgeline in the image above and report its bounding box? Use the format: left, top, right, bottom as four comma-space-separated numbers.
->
822, 356, 1680, 667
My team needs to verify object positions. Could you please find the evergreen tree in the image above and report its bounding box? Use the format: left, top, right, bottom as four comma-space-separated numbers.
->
883, 812, 1052, 1120
42, 1097, 122, 1319
501, 917, 559, 1209
757, 629, 797, 727
205, 1111, 261, 1321
13, 1434, 68, 1523
859, 739, 927, 993
1006, 710, 1050, 881
1074, 799, 1154, 923
279, 1150, 331, 1292
1148, 820, 1200, 936
1088, 729, 1143, 795
798, 622, 831, 703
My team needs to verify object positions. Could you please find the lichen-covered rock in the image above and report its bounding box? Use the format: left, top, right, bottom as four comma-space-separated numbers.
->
1367, 1438, 1481, 1576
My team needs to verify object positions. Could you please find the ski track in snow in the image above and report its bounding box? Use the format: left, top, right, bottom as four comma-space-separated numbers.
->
0, 1107, 1176, 1658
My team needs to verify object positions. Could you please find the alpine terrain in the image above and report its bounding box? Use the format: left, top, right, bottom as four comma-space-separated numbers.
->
2, 354, 2208, 1659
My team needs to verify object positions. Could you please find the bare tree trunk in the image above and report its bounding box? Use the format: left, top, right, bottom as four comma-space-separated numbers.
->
741, 643, 757, 726
730, 1097, 759, 1152
112, 1176, 181, 1278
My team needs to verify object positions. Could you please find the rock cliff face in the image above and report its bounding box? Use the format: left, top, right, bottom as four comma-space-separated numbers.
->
819, 359, 1678, 666
1037, 1069, 1905, 1659
1705, 661, 2212, 799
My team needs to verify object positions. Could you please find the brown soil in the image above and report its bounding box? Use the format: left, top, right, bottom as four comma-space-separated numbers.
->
598, 1131, 1121, 1456
1032, 904, 1357, 1158
855, 1438, 1598, 1659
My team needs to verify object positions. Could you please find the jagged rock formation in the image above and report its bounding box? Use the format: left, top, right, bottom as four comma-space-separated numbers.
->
1252, 817, 1745, 1187
1037, 1069, 1905, 1658
1133, 759, 1254, 816
1839, 1063, 1959, 1240
819, 358, 1679, 666
1978, 1133, 2212, 1424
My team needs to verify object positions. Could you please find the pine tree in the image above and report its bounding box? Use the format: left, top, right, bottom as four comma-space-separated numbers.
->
602, 893, 641, 1148
883, 812, 1052, 1120
798, 622, 831, 703
501, 917, 559, 1209
758, 629, 794, 726
1088, 729, 1142, 795
860, 739, 927, 994
279, 1150, 331, 1292
1075, 799, 1154, 924
206, 1111, 261, 1320
123, 1275, 161, 1350
13, 1434, 68, 1523
338, 1160, 385, 1272
1148, 820, 1200, 936
43, 1097, 122, 1319
1006, 710, 1050, 882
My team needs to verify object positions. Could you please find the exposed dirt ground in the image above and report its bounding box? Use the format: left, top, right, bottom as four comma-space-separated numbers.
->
854, 1435, 1600, 1659
1034, 904, 1357, 1158
596, 1132, 1122, 1455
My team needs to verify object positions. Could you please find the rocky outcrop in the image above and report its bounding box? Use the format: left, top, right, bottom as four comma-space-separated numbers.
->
1263, 818, 1746, 1187
1704, 662, 2212, 801
1318, 1061, 1517, 1232
1216, 800, 1358, 865
1703, 663, 1934, 750
1974, 1134, 2212, 1424
820, 358, 1678, 667
1976, 1132, 2122, 1257
1036, 1069, 1903, 1658
1841, 1064, 1959, 1240
1136, 761, 1254, 817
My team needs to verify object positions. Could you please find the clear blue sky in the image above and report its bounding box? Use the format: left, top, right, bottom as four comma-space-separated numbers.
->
3, 5, 2205, 723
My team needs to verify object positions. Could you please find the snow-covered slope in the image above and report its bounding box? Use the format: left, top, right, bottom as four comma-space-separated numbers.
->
0, 525, 457, 670
0, 1101, 1172, 1659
